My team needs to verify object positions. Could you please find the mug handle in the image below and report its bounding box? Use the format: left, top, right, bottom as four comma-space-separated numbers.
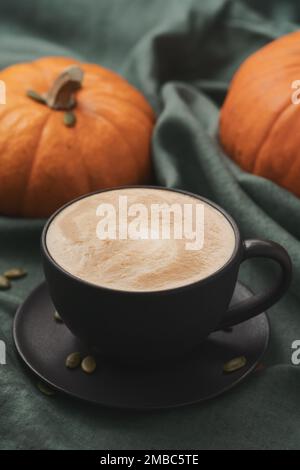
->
217, 239, 292, 330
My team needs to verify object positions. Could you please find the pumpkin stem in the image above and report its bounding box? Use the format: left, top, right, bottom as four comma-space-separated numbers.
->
45, 65, 84, 110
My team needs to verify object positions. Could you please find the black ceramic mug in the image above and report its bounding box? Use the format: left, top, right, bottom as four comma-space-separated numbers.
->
41, 187, 292, 364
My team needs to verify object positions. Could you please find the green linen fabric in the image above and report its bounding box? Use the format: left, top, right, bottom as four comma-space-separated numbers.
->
0, 0, 300, 450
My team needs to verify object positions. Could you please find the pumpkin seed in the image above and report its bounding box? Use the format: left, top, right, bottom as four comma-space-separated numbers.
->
64, 111, 76, 127
54, 310, 63, 323
0, 275, 10, 290
26, 89, 46, 104
223, 355, 247, 373
81, 355, 96, 374
4, 267, 27, 280
65, 352, 81, 369
37, 381, 55, 396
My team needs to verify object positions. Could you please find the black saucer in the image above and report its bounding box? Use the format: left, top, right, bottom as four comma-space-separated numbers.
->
13, 281, 269, 410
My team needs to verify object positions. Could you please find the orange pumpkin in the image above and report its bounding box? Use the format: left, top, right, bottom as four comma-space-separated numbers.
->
220, 31, 300, 198
0, 56, 155, 217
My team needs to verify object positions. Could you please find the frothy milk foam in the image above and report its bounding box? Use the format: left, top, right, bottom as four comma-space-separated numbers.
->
46, 188, 235, 292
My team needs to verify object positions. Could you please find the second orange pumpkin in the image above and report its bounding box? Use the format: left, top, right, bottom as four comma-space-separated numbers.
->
220, 31, 300, 198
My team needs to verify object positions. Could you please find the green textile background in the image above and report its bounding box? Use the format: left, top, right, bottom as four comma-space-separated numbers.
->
1, 0, 300, 449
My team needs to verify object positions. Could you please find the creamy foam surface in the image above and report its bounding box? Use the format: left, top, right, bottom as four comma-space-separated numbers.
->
46, 188, 236, 292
